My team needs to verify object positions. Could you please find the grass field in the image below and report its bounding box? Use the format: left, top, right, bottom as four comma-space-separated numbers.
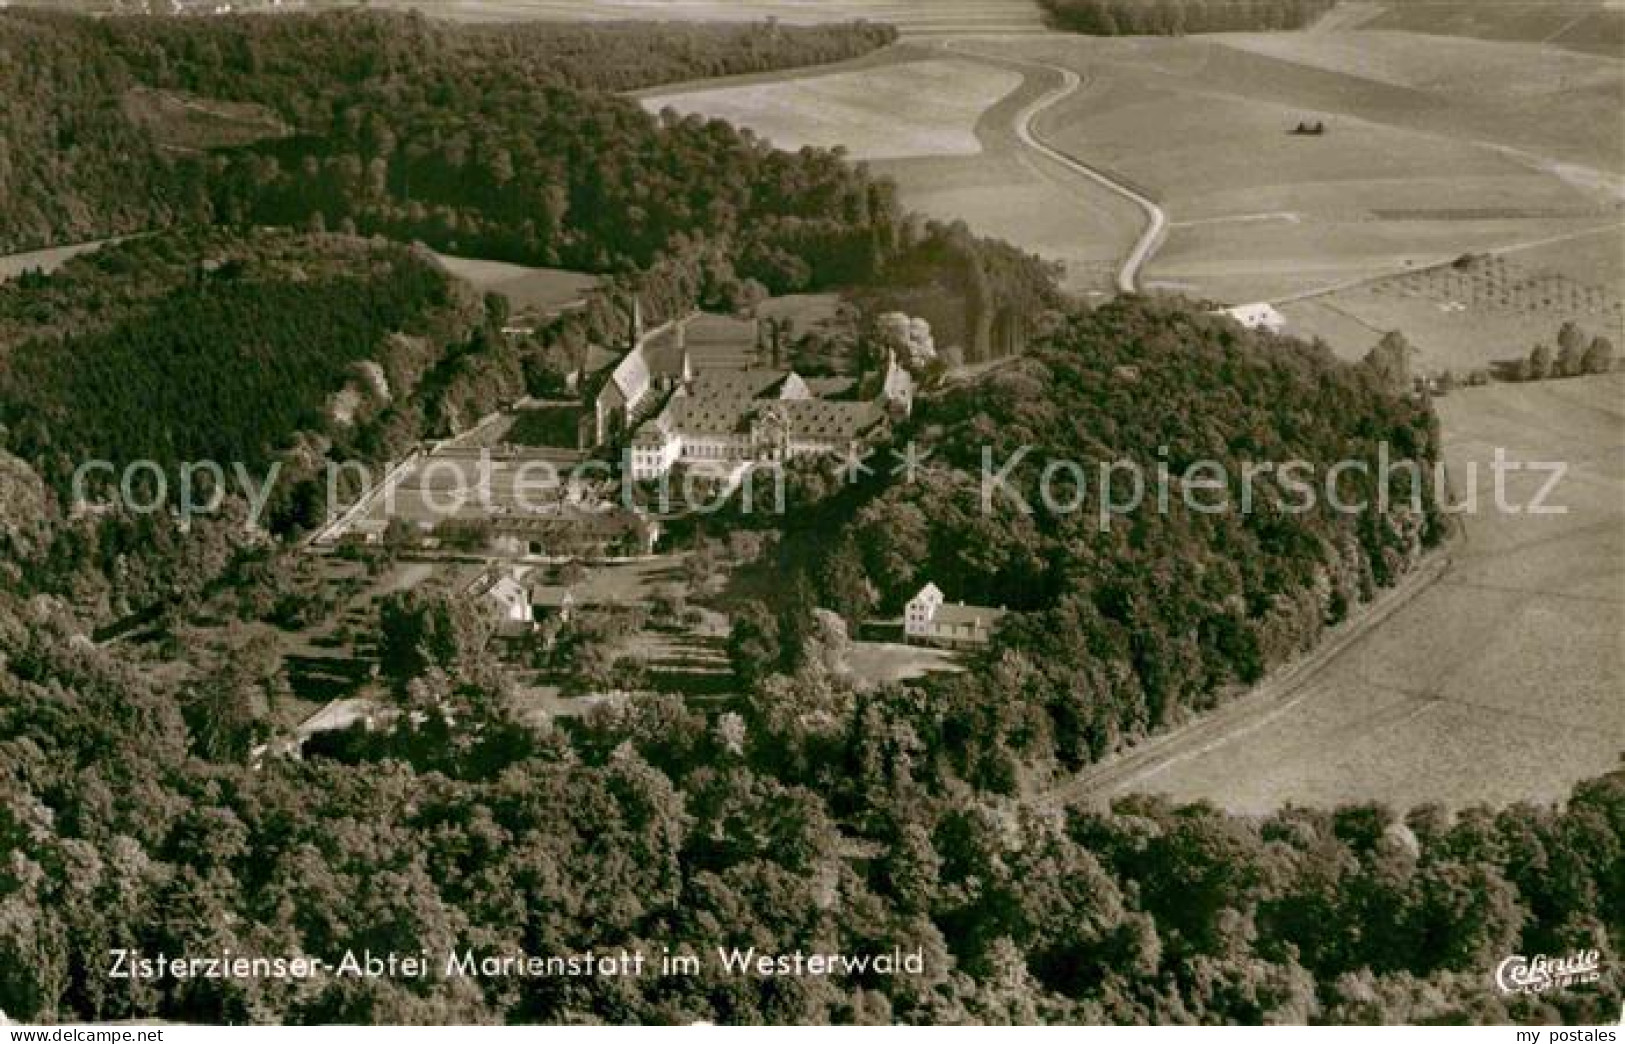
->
867, 47, 1144, 296
650, 45, 1142, 295
648, 22, 1621, 301
1360, 0, 1625, 58
645, 57, 1022, 160
1281, 225, 1625, 371
1108, 374, 1625, 813
979, 30, 1624, 303
121, 87, 289, 152
0, 239, 121, 283
432, 252, 599, 314
338, 445, 592, 534
353, 0, 1048, 33
847, 641, 965, 688
755, 292, 843, 330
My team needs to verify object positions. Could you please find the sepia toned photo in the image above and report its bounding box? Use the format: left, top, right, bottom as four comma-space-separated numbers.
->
0, 0, 1620, 1032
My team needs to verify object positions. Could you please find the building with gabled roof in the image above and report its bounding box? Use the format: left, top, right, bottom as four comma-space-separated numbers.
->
628, 366, 888, 481
470, 571, 534, 637
589, 298, 694, 444
904, 582, 1006, 648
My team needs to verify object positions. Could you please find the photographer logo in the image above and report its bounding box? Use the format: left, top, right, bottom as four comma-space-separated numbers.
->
1495, 950, 1603, 995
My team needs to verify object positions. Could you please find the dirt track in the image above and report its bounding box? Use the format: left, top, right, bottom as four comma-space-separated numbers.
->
1054, 376, 1625, 813
1043, 552, 1456, 810
943, 39, 1168, 294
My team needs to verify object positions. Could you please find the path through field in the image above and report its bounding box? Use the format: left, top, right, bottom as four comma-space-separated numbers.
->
970, 27, 1624, 304
943, 39, 1167, 294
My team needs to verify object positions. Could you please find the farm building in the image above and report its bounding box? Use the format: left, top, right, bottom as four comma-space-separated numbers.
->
904, 583, 1007, 649
471, 571, 535, 637
1217, 302, 1288, 335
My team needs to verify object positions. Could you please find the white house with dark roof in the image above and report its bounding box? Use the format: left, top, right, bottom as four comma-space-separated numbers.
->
904, 582, 1006, 648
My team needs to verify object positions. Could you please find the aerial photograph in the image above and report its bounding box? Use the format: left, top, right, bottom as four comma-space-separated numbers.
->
0, 0, 1620, 1031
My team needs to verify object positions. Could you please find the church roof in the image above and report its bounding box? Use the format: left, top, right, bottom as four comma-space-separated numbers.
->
912, 582, 944, 605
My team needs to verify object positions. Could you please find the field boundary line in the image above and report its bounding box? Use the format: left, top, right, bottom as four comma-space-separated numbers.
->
1272, 219, 1625, 308
1038, 548, 1458, 807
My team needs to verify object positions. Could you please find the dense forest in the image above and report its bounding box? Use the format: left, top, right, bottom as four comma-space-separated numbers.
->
0, 548, 1618, 1024
0, 9, 894, 255
748, 298, 1448, 780
1040, 0, 1340, 34
0, 6, 1619, 1030
0, 231, 491, 533
0, 233, 463, 486
0, 9, 1055, 355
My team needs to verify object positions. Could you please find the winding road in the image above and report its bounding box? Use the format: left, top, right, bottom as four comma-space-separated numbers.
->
943, 40, 1167, 295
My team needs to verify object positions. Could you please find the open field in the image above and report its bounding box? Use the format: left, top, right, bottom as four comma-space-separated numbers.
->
1098, 375, 1625, 813
870, 142, 1141, 296
645, 58, 1022, 161
857, 47, 1143, 297
847, 641, 965, 688
648, 23, 1621, 301
121, 86, 289, 151
346, 448, 593, 531
431, 252, 599, 314
1209, 29, 1625, 174
0, 238, 122, 283
683, 311, 766, 369
969, 30, 1623, 303
756, 292, 843, 330
648, 45, 1143, 295
353, 0, 1048, 34
1360, 0, 1625, 58
1281, 224, 1625, 371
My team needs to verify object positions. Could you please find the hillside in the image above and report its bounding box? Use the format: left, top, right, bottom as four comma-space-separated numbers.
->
1099, 373, 1625, 812
1, 10, 1057, 342
773, 297, 1447, 778
1366, 0, 1625, 58
0, 231, 480, 524
0, 9, 897, 255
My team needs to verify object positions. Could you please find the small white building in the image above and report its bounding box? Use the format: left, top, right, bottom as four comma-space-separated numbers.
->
474, 572, 533, 621
1216, 302, 1287, 335
904, 583, 1007, 648
474, 572, 533, 635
